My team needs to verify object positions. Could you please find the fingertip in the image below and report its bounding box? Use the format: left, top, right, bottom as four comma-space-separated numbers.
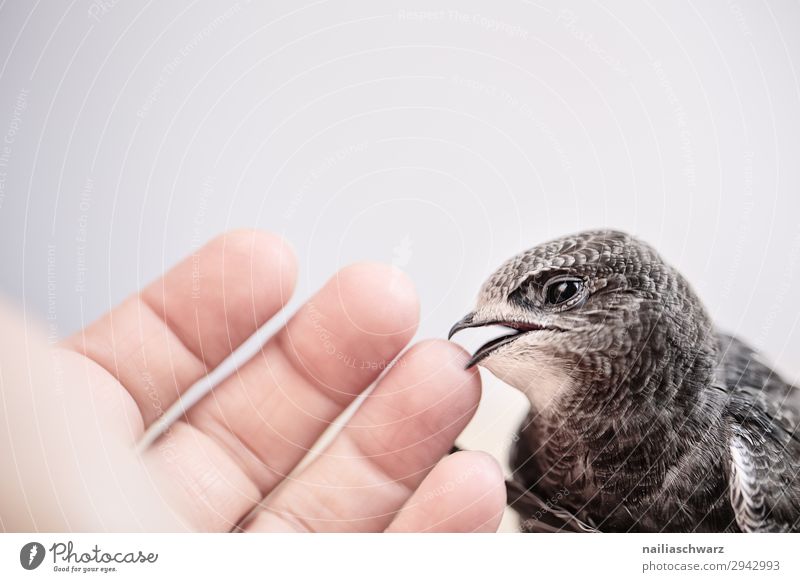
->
386, 449, 507, 533
333, 262, 420, 340
450, 450, 507, 522
363, 340, 482, 441
401, 339, 482, 396
218, 229, 298, 304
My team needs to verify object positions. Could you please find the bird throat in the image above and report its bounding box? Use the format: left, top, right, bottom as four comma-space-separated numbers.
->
482, 352, 575, 414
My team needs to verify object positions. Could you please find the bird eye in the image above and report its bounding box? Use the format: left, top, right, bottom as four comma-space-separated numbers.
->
543, 277, 584, 306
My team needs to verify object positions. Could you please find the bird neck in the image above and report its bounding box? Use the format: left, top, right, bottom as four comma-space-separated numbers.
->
533, 298, 725, 500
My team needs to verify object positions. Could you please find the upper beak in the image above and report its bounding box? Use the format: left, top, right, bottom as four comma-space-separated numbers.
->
448, 312, 481, 340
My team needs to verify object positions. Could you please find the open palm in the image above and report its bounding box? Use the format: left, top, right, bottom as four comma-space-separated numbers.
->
0, 230, 504, 532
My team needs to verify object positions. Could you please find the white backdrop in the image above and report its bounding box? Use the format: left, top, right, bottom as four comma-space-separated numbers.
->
1, 1, 799, 529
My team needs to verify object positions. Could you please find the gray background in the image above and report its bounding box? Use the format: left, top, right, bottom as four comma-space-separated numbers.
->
1, 1, 799, 518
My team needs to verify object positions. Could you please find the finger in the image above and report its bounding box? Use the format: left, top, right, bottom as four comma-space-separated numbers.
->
149, 263, 420, 531
386, 451, 506, 532
62, 229, 297, 427
247, 340, 482, 532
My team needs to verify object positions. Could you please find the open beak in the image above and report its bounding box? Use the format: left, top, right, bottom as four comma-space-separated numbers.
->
448, 312, 543, 369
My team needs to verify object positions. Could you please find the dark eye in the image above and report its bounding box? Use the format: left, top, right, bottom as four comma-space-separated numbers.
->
544, 278, 584, 306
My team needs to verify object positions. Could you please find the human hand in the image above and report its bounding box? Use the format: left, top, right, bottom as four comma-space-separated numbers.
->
0, 230, 505, 532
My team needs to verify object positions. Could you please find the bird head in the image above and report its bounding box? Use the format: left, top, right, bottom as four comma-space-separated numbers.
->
449, 229, 714, 414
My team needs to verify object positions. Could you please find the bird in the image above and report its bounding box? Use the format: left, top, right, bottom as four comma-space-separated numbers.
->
449, 229, 800, 532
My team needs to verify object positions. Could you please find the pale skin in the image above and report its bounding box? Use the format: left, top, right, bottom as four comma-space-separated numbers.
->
0, 230, 506, 532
